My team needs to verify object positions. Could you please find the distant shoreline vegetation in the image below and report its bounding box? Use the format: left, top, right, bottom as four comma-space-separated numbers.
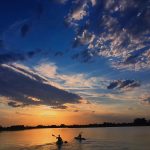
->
0, 118, 150, 132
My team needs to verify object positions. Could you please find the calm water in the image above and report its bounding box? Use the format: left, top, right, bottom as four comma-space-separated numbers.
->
0, 127, 150, 150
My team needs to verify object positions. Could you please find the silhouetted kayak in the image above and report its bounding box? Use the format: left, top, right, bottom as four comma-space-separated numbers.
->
56, 141, 63, 146
74, 137, 86, 140
56, 141, 68, 146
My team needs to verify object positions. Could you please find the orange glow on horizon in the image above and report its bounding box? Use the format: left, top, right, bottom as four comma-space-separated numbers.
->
1, 101, 148, 126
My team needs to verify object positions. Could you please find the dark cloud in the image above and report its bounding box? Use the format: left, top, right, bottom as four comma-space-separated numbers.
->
124, 46, 150, 64
107, 81, 119, 89
0, 52, 25, 64
20, 23, 30, 37
107, 80, 140, 90
27, 48, 42, 57
9, 64, 47, 83
51, 105, 68, 109
72, 49, 95, 63
0, 49, 42, 64
0, 65, 81, 108
7, 101, 27, 108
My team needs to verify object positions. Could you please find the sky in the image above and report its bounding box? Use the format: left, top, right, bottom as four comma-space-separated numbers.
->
0, 0, 150, 126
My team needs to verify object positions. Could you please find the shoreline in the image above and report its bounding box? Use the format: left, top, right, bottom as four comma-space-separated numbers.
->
1, 124, 150, 132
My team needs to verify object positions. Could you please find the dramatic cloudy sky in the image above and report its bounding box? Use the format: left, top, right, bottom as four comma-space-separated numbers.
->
0, 0, 150, 126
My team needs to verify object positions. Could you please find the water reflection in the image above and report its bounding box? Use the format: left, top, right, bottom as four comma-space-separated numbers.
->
0, 127, 150, 150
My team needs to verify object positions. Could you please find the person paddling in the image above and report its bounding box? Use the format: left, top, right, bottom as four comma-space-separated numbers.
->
77, 132, 82, 139
75, 132, 86, 141
56, 134, 63, 144
52, 134, 68, 145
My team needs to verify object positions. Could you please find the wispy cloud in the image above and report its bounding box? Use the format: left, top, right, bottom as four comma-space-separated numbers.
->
34, 62, 108, 92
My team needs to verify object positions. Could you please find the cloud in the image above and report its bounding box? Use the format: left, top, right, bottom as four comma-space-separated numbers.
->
0, 64, 81, 108
65, 0, 97, 25
66, 0, 150, 71
9, 63, 145, 107
0, 49, 42, 64
7, 101, 27, 107
34, 62, 111, 102
72, 49, 95, 63
141, 97, 150, 105
91, 0, 96, 6
34, 62, 120, 102
51, 105, 68, 109
140, 95, 150, 105
107, 80, 140, 90
8, 63, 47, 83
35, 62, 57, 79
66, 1, 88, 23
124, 47, 149, 64
73, 29, 95, 48
34, 62, 107, 90
111, 46, 150, 71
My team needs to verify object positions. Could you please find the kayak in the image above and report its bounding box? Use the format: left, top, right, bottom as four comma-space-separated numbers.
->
56, 141, 67, 146
74, 137, 86, 140
56, 141, 63, 145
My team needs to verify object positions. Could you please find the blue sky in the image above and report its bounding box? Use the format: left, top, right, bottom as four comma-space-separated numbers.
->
0, 0, 150, 125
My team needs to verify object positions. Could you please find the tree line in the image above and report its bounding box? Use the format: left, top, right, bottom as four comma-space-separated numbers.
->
0, 118, 150, 132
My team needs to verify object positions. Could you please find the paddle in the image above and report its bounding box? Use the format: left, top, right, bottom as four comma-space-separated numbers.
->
52, 134, 57, 137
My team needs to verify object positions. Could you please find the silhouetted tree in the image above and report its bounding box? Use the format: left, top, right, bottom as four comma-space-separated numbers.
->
9, 125, 25, 130
0, 125, 3, 131
133, 118, 147, 125
60, 124, 66, 128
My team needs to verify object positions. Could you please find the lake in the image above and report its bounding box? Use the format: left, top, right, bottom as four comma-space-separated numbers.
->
0, 127, 150, 150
